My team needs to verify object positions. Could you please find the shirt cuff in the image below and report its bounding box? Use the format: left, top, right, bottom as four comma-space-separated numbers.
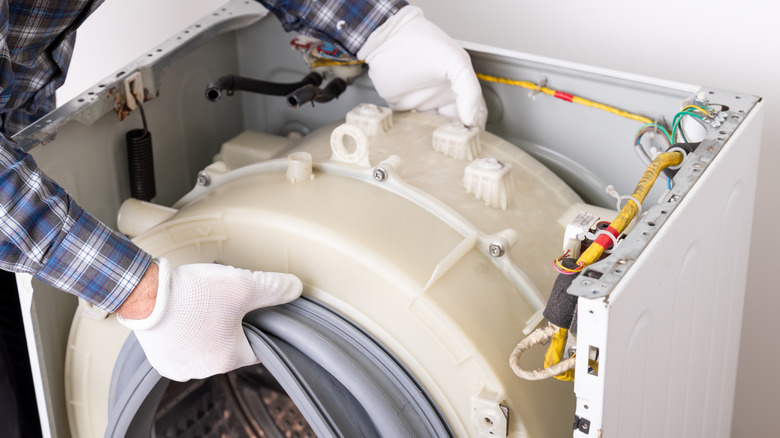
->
35, 203, 153, 312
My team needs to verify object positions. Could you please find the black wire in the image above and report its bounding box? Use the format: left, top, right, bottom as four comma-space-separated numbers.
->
136, 99, 148, 134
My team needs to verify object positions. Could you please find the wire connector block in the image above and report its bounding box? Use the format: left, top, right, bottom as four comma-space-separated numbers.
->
432, 121, 481, 161
345, 103, 393, 136
463, 158, 513, 210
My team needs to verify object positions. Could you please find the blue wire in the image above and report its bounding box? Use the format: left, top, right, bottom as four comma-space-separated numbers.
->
667, 177, 672, 190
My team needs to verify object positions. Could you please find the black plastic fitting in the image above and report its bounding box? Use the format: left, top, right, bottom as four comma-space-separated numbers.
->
286, 78, 348, 108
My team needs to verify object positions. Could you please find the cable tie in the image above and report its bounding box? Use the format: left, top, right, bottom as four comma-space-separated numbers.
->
527, 76, 547, 101
605, 185, 643, 218
595, 229, 619, 254
666, 146, 688, 170
577, 231, 596, 241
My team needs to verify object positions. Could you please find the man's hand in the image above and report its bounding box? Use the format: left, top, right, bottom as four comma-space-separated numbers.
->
358, 6, 488, 129
117, 258, 302, 381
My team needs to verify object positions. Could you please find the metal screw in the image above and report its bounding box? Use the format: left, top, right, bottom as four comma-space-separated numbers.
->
372, 167, 388, 182
489, 243, 505, 257
710, 121, 722, 128
197, 171, 211, 186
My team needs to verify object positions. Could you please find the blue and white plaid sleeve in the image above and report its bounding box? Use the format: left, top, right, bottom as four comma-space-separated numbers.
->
0, 0, 151, 312
257, 0, 408, 55
0, 138, 152, 312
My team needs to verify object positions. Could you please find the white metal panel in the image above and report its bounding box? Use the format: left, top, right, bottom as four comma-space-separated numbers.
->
574, 102, 764, 437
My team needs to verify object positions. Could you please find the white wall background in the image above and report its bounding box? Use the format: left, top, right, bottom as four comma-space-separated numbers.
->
61, 0, 778, 436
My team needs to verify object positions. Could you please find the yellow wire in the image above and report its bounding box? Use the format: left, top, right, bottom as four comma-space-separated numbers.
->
476, 73, 654, 125
544, 327, 575, 381
310, 59, 365, 68
576, 151, 684, 267
681, 104, 712, 116
571, 96, 653, 124
554, 256, 583, 274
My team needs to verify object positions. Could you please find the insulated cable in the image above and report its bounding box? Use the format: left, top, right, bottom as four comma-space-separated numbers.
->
509, 324, 576, 380
543, 326, 575, 381
634, 123, 673, 165
515, 150, 685, 382
572, 150, 685, 271
476, 73, 655, 125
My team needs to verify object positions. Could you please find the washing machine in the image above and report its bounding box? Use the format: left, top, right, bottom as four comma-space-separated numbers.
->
14, 1, 763, 437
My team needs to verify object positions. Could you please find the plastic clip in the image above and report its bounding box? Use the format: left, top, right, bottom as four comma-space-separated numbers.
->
606, 185, 643, 218
528, 76, 547, 101
666, 146, 688, 170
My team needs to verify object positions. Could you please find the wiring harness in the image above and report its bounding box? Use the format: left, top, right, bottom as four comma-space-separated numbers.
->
477, 72, 709, 381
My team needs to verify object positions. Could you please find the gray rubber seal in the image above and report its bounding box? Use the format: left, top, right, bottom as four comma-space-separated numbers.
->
104, 297, 452, 438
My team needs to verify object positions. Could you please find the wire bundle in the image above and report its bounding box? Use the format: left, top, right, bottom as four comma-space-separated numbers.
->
481, 72, 705, 381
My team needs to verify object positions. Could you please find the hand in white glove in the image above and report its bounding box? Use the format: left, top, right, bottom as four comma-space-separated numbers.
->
118, 258, 302, 382
357, 6, 487, 129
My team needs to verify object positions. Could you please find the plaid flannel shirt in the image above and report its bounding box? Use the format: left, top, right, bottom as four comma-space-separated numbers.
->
1, 1, 152, 312
258, 0, 408, 55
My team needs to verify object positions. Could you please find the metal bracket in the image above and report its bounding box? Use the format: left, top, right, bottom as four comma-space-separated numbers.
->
573, 415, 591, 434
123, 72, 145, 111
567, 89, 761, 299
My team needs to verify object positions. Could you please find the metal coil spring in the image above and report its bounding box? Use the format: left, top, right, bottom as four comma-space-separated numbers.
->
126, 103, 156, 201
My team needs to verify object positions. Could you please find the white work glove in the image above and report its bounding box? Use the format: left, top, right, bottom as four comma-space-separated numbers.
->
357, 6, 487, 129
118, 258, 302, 382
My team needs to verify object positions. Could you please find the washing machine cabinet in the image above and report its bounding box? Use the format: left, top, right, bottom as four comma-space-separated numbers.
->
14, 1, 763, 437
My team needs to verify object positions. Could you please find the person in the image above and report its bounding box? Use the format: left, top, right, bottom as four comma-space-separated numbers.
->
0, 0, 485, 391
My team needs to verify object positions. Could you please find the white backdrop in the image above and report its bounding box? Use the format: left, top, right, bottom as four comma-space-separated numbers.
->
60, 1, 778, 436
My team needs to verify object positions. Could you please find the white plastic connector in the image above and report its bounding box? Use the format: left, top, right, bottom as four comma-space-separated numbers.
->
562, 211, 599, 258
330, 123, 370, 167
432, 121, 481, 161
287, 152, 314, 183
345, 103, 393, 136
463, 158, 513, 210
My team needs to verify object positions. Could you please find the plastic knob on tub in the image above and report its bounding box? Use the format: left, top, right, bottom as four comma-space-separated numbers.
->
432, 121, 481, 161
345, 103, 393, 136
463, 157, 513, 210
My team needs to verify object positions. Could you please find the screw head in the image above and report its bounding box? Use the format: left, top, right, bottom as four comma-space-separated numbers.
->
489, 243, 505, 257
197, 171, 211, 186
372, 167, 388, 182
